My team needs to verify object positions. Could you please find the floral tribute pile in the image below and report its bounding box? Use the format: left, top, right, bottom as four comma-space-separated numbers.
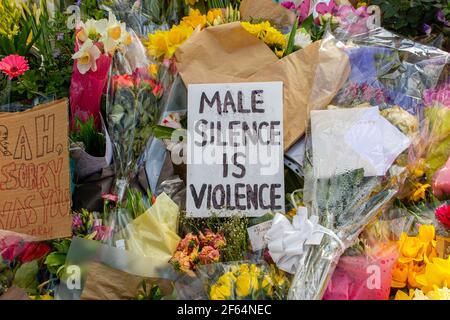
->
0, 0, 449, 301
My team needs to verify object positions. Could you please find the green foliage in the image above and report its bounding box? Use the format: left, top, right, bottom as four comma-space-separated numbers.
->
44, 239, 71, 279
71, 116, 107, 157
135, 281, 163, 300
0, 2, 74, 103
284, 17, 298, 57
12, 260, 39, 294
121, 188, 153, 220
370, 0, 444, 37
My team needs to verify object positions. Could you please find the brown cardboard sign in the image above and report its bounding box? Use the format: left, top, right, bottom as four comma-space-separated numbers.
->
0, 99, 71, 240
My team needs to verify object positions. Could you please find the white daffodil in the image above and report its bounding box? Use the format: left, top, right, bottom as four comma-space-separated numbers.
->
99, 12, 129, 55
294, 28, 312, 49
76, 18, 105, 42
72, 39, 101, 74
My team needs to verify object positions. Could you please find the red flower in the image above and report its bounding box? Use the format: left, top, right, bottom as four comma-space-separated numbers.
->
436, 204, 450, 228
0, 54, 29, 79
0, 235, 23, 262
18, 242, 51, 263
112, 74, 135, 91
152, 83, 163, 98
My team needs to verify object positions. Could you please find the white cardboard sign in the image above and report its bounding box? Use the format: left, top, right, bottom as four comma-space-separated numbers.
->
186, 82, 285, 217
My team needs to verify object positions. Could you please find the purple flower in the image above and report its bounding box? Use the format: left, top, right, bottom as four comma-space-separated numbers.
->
436, 9, 450, 27
76, 0, 81, 6
56, 32, 64, 41
423, 23, 432, 36
72, 214, 83, 231
436, 9, 445, 22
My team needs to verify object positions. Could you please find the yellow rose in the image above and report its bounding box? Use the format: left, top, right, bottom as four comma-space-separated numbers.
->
262, 275, 274, 297
210, 283, 232, 300
236, 269, 259, 298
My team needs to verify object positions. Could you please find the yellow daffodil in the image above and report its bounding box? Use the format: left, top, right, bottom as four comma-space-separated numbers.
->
77, 18, 103, 42
206, 9, 223, 26
416, 256, 450, 292
398, 233, 425, 263
391, 261, 409, 288
98, 12, 130, 55
72, 39, 101, 74
146, 25, 193, 60
394, 289, 414, 300
180, 9, 206, 29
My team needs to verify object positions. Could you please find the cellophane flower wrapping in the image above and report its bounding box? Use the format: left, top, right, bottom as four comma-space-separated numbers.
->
322, 216, 411, 300
287, 26, 450, 300
105, 30, 160, 202
176, 261, 290, 300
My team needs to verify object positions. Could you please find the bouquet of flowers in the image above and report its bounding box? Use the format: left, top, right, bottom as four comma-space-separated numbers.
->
170, 230, 226, 276
70, 12, 133, 125
204, 262, 290, 300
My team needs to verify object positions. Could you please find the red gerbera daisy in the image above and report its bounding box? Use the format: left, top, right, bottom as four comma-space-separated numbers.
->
435, 204, 450, 228
0, 54, 29, 79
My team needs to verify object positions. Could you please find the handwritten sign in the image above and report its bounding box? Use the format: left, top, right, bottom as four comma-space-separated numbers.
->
0, 99, 71, 240
186, 82, 285, 217
247, 220, 273, 251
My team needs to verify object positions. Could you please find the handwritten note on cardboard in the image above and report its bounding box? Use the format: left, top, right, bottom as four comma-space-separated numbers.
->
0, 99, 71, 240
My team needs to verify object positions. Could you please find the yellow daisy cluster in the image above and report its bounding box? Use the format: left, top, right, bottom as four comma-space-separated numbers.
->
209, 263, 288, 300
0, 0, 22, 39
241, 21, 287, 58
146, 9, 223, 60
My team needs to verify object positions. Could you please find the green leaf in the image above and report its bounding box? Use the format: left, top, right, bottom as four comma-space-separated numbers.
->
13, 261, 39, 293
285, 18, 299, 57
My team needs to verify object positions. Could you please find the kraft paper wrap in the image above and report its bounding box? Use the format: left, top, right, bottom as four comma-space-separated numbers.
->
175, 22, 351, 150
80, 262, 173, 300
239, 0, 297, 28
125, 193, 181, 264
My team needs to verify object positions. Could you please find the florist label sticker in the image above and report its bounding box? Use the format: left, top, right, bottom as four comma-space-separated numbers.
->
186, 82, 285, 217
0, 99, 71, 240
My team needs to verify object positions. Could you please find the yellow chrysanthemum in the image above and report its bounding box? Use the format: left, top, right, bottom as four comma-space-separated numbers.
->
416, 256, 450, 292
241, 21, 287, 58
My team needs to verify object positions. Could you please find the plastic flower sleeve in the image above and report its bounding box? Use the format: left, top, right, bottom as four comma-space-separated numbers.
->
190, 261, 290, 300
105, 28, 165, 201
287, 126, 401, 300
322, 216, 410, 300
329, 26, 450, 116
